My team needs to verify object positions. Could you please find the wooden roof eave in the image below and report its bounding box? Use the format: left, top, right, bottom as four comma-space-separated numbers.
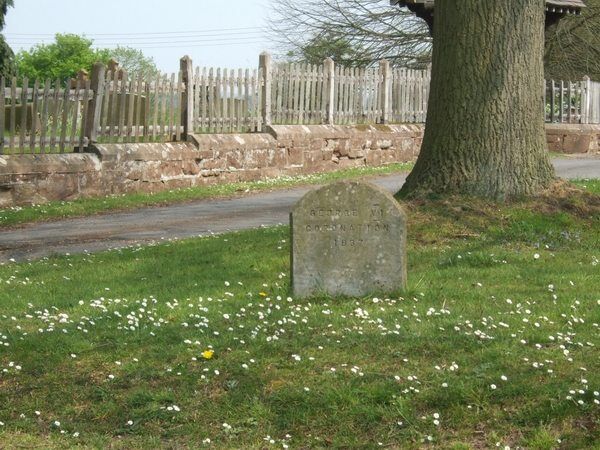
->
390, 0, 585, 16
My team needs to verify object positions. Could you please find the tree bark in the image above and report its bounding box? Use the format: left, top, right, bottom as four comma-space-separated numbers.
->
400, 0, 555, 200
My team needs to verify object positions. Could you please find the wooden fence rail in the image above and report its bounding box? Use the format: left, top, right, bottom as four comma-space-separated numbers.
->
2, 53, 600, 155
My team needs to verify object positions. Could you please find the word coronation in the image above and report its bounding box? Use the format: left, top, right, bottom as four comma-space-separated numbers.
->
304, 222, 391, 233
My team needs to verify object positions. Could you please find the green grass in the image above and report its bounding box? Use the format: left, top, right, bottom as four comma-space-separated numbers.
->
0, 162, 413, 228
0, 187, 598, 448
573, 178, 600, 195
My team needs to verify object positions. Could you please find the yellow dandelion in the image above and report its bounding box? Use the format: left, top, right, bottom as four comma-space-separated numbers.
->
259, 292, 267, 297
201, 349, 214, 360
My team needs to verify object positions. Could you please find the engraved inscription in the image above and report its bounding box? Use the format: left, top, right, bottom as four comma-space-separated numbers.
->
334, 238, 365, 247
303, 203, 391, 248
310, 209, 358, 217
291, 180, 407, 298
304, 223, 390, 233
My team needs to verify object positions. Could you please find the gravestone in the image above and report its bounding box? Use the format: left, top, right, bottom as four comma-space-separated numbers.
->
291, 180, 407, 298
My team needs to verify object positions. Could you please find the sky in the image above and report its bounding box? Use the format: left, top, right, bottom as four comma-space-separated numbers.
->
4, 0, 276, 73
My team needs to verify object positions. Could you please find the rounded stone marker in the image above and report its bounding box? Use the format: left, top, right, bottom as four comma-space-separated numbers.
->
291, 180, 407, 298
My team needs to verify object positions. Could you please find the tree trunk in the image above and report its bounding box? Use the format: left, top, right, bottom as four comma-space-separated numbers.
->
400, 0, 555, 200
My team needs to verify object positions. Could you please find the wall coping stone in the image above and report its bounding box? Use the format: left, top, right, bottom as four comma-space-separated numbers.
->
267, 124, 424, 140
0, 153, 101, 176
545, 124, 600, 133
91, 142, 197, 162
189, 133, 276, 150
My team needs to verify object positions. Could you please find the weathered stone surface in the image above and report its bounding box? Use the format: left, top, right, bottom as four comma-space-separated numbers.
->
291, 181, 407, 298
545, 124, 600, 154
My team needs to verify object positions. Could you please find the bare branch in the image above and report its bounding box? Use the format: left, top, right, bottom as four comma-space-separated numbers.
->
266, 0, 431, 67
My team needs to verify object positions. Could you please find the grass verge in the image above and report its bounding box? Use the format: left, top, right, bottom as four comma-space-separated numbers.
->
0, 184, 598, 448
0, 162, 413, 229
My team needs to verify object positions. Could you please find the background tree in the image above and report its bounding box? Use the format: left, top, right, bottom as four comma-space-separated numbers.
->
15, 34, 111, 81
399, 0, 555, 200
268, 0, 431, 67
289, 33, 369, 67
108, 46, 160, 78
545, 0, 600, 80
0, 0, 14, 77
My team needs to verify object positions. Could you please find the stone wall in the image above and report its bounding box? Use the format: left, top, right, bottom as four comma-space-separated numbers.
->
0, 124, 423, 207
0, 123, 597, 207
546, 124, 600, 154
0, 154, 102, 207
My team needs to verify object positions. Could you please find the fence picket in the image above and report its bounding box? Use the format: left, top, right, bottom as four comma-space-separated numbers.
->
9, 77, 16, 150
69, 80, 81, 148
175, 71, 182, 140
135, 74, 144, 141
195, 68, 202, 132
98, 72, 110, 141
19, 77, 28, 153
253, 68, 260, 131
115, 70, 126, 141
79, 80, 91, 150
50, 78, 61, 150
39, 79, 51, 153
59, 82, 70, 153
29, 79, 40, 153
126, 76, 135, 142
228, 68, 235, 133
166, 73, 174, 139
235, 68, 242, 132
106, 72, 116, 140
143, 77, 151, 141
298, 64, 306, 124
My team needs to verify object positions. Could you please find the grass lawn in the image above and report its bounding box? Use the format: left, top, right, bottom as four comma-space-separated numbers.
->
0, 182, 598, 449
0, 162, 413, 228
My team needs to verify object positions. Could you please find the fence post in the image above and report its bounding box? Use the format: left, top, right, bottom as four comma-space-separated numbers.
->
180, 55, 194, 140
85, 62, 106, 145
259, 52, 272, 128
379, 59, 391, 124
581, 75, 591, 124
324, 57, 335, 125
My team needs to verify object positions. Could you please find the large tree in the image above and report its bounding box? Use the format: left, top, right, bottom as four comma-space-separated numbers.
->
399, 0, 556, 200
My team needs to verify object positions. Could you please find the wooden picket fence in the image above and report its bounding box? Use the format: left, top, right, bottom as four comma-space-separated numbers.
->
391, 68, 430, 123
270, 63, 326, 125
2, 53, 600, 155
545, 79, 587, 124
0, 70, 184, 155
192, 67, 263, 133
192, 59, 431, 130
1, 77, 92, 154
333, 66, 384, 125
96, 71, 184, 143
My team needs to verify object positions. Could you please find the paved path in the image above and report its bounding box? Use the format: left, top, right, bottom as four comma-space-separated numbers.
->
1, 157, 599, 262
